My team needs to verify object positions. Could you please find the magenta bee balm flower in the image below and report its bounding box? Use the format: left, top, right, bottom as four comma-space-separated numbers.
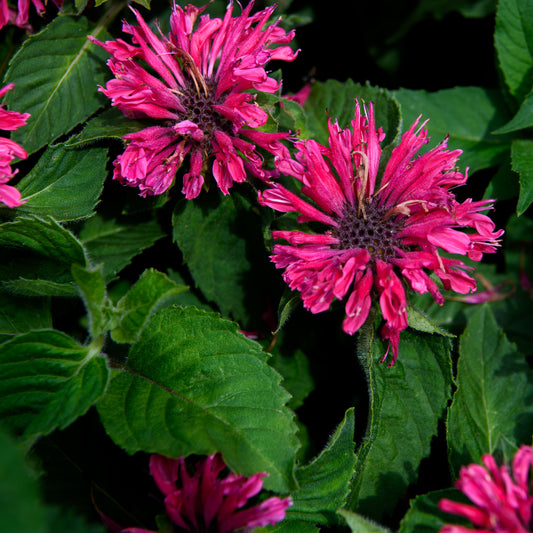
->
89, 1, 298, 200
259, 101, 503, 363
0, 83, 29, 208
122, 453, 292, 533
0, 0, 63, 30
439, 445, 533, 532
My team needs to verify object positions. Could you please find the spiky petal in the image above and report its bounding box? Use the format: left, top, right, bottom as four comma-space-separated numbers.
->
89, 2, 298, 199
259, 101, 503, 363
122, 454, 292, 533
0, 84, 30, 208
439, 445, 533, 532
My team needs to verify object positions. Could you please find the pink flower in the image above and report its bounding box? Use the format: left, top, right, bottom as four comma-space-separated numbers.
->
448, 272, 515, 304
122, 453, 292, 533
0, 83, 29, 208
439, 445, 533, 532
89, 2, 298, 200
259, 101, 503, 363
0, 0, 63, 30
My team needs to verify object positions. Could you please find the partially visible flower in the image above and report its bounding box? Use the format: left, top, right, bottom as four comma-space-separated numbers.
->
439, 445, 533, 532
284, 82, 311, 106
122, 453, 292, 533
259, 101, 503, 363
0, 83, 30, 208
0, 0, 63, 31
89, 1, 298, 200
448, 272, 514, 304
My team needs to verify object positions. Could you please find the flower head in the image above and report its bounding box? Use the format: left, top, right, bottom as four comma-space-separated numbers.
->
0, 83, 30, 208
439, 445, 533, 532
259, 101, 503, 363
89, 1, 298, 200
123, 453, 292, 533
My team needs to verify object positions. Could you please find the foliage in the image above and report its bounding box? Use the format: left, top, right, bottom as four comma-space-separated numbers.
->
1, 0, 532, 532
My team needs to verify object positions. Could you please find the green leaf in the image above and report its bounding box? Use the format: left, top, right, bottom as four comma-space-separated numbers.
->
3, 16, 110, 155
287, 408, 356, 525
296, 80, 401, 147
446, 305, 533, 475
483, 153, 519, 201
495, 0, 533, 102
275, 291, 301, 335
269, 349, 314, 411
0, 330, 109, 441
65, 107, 151, 147
493, 91, 533, 133
511, 139, 533, 215
111, 269, 189, 344
406, 305, 454, 337
79, 216, 164, 282
46, 507, 106, 533
71, 264, 111, 339
398, 489, 462, 533
345, 331, 453, 522
14, 144, 108, 222
172, 192, 269, 325
339, 509, 392, 533
0, 430, 46, 533
0, 216, 86, 265
0, 292, 51, 335
1, 279, 79, 297
258, 520, 319, 533
98, 306, 299, 493
395, 87, 511, 174
0, 216, 88, 296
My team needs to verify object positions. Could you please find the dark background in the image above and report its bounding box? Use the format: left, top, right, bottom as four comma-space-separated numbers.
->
284, 1, 499, 92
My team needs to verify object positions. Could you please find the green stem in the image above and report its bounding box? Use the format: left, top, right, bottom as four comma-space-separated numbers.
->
356, 306, 377, 371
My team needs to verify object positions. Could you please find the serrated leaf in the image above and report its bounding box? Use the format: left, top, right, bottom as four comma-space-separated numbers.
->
0, 430, 46, 533
0, 292, 51, 335
287, 408, 356, 525
395, 87, 511, 174
3, 16, 110, 155
275, 291, 301, 334
97, 306, 299, 493
0, 215, 86, 265
0, 216, 88, 295
446, 305, 533, 475
511, 138, 533, 215
495, 0, 533, 102
296, 80, 401, 148
0, 330, 109, 441
493, 91, 533, 133
172, 192, 269, 325
111, 269, 189, 344
14, 144, 108, 222
339, 509, 392, 533
79, 216, 164, 282
345, 331, 453, 522
398, 489, 463, 533
406, 305, 454, 337
65, 107, 151, 147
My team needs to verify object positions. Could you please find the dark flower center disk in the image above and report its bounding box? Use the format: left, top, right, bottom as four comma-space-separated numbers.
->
178, 79, 234, 148
332, 200, 404, 260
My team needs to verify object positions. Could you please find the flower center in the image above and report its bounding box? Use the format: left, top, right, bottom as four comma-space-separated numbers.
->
331, 200, 404, 260
178, 78, 234, 148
